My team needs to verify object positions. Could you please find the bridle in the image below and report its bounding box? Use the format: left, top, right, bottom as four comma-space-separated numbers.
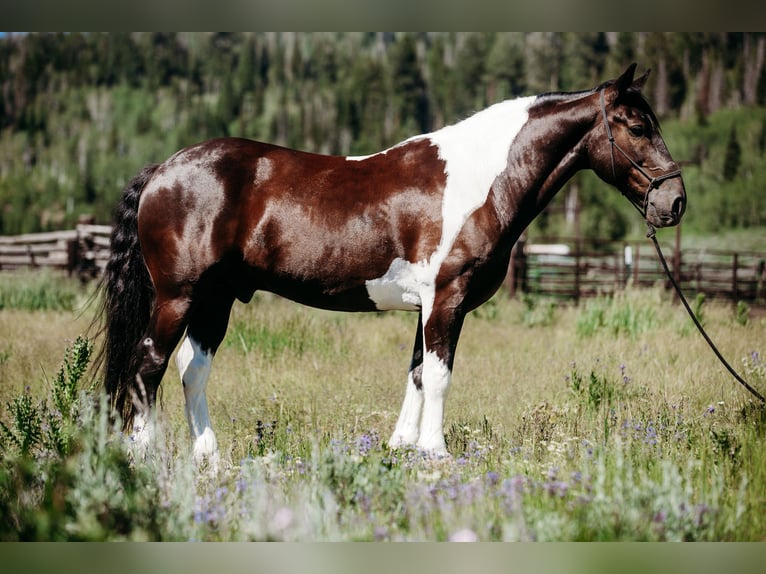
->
599, 88, 683, 218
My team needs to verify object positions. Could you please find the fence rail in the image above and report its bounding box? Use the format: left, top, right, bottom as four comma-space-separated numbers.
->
2, 228, 765, 305
507, 237, 766, 305
0, 224, 111, 281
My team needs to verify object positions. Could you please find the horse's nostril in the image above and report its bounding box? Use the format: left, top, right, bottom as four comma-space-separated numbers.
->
671, 195, 685, 217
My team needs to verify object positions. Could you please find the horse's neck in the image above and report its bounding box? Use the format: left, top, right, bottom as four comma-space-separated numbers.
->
493, 94, 596, 233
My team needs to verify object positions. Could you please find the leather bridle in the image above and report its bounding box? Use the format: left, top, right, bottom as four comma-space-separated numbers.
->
599, 88, 683, 218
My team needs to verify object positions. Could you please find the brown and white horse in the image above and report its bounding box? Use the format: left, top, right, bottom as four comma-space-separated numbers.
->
97, 64, 685, 460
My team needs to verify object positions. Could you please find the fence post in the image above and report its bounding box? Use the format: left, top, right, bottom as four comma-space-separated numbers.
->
732, 252, 739, 303
27, 243, 36, 268
574, 242, 581, 304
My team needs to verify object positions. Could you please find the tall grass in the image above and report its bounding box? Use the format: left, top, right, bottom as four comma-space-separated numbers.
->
0, 270, 83, 312
0, 274, 765, 540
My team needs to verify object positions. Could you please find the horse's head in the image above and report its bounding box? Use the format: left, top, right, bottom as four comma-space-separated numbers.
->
587, 63, 686, 228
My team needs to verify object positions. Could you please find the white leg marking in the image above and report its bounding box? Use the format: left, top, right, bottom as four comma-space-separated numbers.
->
176, 336, 219, 465
129, 410, 154, 457
417, 351, 452, 455
389, 370, 424, 448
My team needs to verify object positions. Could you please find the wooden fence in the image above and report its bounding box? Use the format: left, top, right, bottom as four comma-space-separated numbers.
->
506, 236, 766, 305
0, 224, 112, 281
2, 227, 765, 305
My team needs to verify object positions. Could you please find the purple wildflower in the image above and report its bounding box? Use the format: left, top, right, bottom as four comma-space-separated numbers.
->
235, 477, 248, 494
355, 432, 376, 456
619, 363, 631, 384
545, 480, 569, 498
644, 422, 658, 446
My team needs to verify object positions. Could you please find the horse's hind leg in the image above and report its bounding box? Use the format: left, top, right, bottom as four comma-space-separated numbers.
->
133, 290, 192, 446
176, 290, 236, 464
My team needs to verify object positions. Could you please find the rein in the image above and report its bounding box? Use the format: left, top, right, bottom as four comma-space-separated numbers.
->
645, 223, 765, 404
599, 88, 764, 404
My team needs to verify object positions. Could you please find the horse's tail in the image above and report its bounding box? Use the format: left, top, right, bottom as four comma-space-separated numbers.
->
94, 164, 159, 430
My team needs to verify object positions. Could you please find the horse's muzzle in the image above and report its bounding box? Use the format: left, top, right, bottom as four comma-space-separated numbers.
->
646, 186, 686, 228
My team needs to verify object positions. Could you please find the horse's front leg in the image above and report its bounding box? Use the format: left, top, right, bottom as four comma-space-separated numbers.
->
417, 297, 466, 456
389, 313, 425, 448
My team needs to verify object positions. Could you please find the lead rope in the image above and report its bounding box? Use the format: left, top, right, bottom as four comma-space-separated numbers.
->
645, 222, 765, 404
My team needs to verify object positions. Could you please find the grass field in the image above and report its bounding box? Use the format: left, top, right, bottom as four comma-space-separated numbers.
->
0, 270, 765, 541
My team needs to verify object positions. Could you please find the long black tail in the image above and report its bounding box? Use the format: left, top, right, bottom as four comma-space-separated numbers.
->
94, 164, 159, 429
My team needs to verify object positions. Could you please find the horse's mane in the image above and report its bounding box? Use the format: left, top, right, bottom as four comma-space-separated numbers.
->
534, 79, 662, 132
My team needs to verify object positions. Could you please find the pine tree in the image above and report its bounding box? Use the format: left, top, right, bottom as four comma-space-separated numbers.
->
391, 33, 430, 136
723, 125, 742, 181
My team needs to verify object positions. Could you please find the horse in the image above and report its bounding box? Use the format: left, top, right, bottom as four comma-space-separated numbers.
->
96, 63, 686, 461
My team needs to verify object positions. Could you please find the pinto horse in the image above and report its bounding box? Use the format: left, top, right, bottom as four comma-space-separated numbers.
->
97, 64, 685, 460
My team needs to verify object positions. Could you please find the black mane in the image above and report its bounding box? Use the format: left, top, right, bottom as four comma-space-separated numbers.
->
535, 79, 661, 132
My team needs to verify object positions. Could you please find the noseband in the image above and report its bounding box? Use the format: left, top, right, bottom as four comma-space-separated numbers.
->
599, 89, 682, 218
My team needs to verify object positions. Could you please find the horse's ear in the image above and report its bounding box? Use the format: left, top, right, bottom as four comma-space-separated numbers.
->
630, 69, 650, 93
615, 63, 638, 94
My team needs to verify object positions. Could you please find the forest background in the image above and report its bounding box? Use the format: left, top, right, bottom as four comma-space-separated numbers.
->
1, 32, 765, 243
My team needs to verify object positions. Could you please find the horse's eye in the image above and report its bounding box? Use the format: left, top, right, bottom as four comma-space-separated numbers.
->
629, 125, 645, 138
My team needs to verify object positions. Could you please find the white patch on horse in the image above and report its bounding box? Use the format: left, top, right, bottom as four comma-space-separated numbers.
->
427, 97, 534, 270
417, 351, 452, 454
253, 156, 273, 186
365, 97, 534, 313
365, 257, 427, 311
176, 336, 219, 465
346, 153, 374, 162
389, 369, 424, 447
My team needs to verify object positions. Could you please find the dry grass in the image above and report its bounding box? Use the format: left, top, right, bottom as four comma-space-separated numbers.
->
2, 280, 764, 460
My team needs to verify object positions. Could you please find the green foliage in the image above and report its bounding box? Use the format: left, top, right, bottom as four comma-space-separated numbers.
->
0, 336, 91, 459
692, 292, 706, 329
0, 335, 184, 540
576, 290, 659, 338
51, 335, 92, 423
0, 271, 79, 311
661, 107, 766, 234
735, 300, 749, 326
519, 294, 557, 327
569, 364, 617, 411
0, 391, 42, 457
1, 33, 765, 239
225, 311, 346, 361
